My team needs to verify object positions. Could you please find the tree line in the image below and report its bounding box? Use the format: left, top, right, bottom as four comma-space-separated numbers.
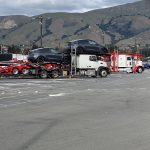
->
1, 43, 150, 57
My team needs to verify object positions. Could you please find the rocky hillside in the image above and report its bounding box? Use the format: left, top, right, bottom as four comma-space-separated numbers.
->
0, 0, 150, 49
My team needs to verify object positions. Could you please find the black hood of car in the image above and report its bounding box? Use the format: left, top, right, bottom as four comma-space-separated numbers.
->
63, 46, 108, 55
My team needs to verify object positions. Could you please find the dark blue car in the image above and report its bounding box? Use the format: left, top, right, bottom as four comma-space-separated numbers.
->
143, 62, 150, 69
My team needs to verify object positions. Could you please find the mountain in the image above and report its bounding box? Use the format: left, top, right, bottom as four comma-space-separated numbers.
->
0, 0, 150, 49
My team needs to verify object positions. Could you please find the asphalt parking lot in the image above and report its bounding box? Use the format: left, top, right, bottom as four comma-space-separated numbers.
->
0, 70, 150, 150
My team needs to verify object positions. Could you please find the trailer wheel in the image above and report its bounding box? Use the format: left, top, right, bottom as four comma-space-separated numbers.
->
21, 68, 29, 75
39, 70, 48, 79
12, 68, 19, 75
50, 70, 59, 78
99, 69, 108, 77
137, 67, 143, 73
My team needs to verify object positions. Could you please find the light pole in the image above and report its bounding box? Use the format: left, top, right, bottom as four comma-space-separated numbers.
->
95, 29, 105, 45
101, 31, 105, 46
39, 16, 43, 47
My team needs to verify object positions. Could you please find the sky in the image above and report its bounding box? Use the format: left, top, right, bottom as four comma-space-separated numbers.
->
0, 0, 141, 16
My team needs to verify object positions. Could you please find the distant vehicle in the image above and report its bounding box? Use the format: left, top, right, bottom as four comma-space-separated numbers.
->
111, 53, 144, 73
0, 54, 12, 62
27, 48, 64, 63
143, 62, 150, 69
65, 39, 108, 55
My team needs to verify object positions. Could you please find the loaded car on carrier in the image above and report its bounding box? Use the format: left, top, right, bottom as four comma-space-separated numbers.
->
65, 39, 108, 55
27, 47, 64, 64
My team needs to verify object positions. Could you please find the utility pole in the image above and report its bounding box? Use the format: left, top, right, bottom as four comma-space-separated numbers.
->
39, 16, 43, 47
101, 31, 105, 46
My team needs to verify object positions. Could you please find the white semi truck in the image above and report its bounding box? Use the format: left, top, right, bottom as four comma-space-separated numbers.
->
71, 54, 110, 77
111, 52, 144, 73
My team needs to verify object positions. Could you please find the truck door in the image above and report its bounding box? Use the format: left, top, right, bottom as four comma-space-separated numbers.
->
87, 55, 97, 69
126, 56, 132, 68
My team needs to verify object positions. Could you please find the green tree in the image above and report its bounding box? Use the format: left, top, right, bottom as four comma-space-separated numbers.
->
7, 45, 21, 54
32, 43, 39, 50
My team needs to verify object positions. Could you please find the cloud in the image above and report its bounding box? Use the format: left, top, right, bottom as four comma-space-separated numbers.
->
0, 0, 140, 16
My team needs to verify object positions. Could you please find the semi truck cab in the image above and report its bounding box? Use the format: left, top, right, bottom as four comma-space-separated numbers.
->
74, 54, 110, 77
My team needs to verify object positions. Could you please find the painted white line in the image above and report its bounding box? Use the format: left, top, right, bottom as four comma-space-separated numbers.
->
49, 93, 66, 97
42, 86, 53, 88
87, 89, 94, 91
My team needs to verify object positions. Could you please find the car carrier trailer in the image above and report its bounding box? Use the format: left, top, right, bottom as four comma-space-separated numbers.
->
66, 43, 111, 78
0, 60, 62, 79
0, 48, 144, 79
0, 53, 111, 79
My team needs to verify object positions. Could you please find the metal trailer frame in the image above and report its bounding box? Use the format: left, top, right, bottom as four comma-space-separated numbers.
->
70, 44, 77, 76
0, 61, 62, 79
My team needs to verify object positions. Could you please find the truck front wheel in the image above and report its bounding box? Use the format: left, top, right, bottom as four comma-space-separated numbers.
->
99, 69, 108, 77
137, 67, 143, 73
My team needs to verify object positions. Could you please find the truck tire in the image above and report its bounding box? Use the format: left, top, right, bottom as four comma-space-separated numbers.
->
99, 69, 108, 77
12, 68, 19, 75
137, 67, 143, 73
50, 70, 59, 78
21, 68, 29, 75
39, 70, 48, 79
